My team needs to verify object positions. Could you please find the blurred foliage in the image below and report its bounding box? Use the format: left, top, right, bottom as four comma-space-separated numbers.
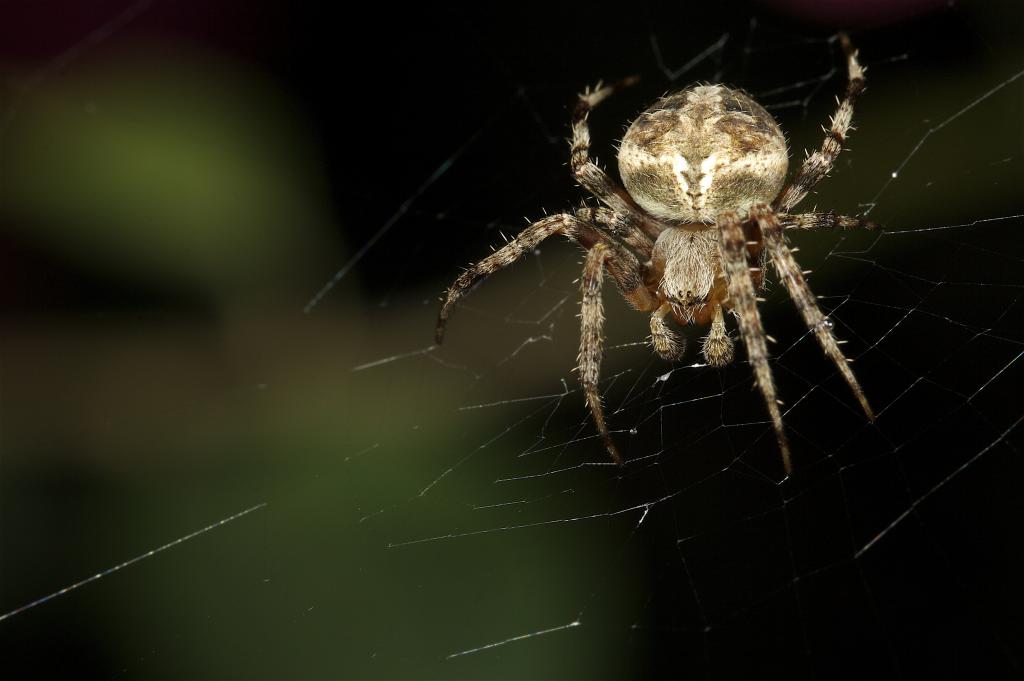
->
0, 44, 335, 299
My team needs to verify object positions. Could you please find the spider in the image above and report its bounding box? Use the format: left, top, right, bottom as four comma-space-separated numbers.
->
435, 34, 876, 473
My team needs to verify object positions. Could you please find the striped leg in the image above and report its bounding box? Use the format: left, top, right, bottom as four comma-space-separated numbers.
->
718, 211, 792, 473
579, 242, 623, 464
774, 33, 866, 213
436, 213, 656, 344
753, 204, 874, 421
572, 78, 662, 243
778, 211, 879, 232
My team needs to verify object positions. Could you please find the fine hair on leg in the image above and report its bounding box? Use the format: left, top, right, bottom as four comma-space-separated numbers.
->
774, 33, 866, 214
572, 78, 662, 242
752, 203, 874, 420
436, 213, 655, 344
579, 242, 623, 464
717, 210, 793, 473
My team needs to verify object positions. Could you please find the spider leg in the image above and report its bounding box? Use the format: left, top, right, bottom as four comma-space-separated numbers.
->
579, 242, 623, 464
778, 211, 880, 233
435, 213, 656, 344
588, 206, 655, 257
717, 210, 792, 473
752, 204, 875, 421
774, 33, 865, 214
650, 302, 685, 361
572, 79, 662, 244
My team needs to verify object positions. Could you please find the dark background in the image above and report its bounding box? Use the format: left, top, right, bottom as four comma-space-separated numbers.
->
2, 1, 1023, 679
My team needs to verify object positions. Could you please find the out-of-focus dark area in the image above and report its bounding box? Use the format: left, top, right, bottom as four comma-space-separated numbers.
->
2, 1, 1023, 679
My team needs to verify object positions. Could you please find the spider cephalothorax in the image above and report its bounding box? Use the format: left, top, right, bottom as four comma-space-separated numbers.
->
435, 34, 876, 474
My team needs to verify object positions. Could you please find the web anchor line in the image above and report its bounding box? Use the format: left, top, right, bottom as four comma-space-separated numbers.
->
0, 503, 268, 623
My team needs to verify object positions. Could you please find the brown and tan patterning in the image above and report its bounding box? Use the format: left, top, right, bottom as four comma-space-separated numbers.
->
435, 33, 877, 474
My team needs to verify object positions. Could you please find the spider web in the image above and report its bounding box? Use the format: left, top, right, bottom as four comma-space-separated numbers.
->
2, 2, 1023, 679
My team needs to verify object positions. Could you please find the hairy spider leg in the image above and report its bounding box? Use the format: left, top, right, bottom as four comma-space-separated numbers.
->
579, 242, 623, 464
753, 204, 874, 421
774, 32, 866, 214
717, 210, 793, 473
435, 213, 656, 345
587, 206, 656, 256
778, 211, 880, 232
572, 78, 662, 246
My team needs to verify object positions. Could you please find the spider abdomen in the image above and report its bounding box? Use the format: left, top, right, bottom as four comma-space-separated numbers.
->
618, 85, 788, 224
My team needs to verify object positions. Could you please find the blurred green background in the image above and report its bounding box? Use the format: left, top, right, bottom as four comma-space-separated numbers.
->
2, 2, 1023, 679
